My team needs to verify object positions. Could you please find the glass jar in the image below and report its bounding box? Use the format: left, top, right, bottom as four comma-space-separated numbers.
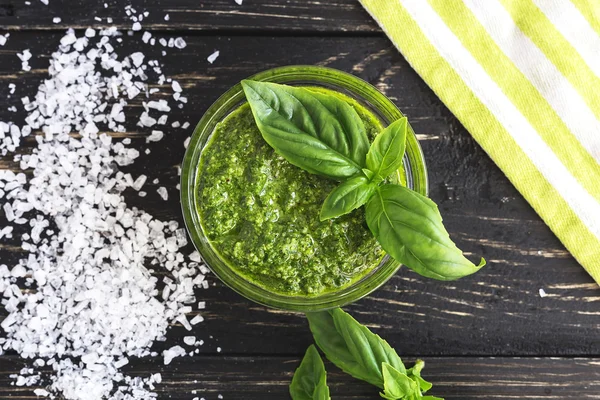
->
181, 66, 428, 311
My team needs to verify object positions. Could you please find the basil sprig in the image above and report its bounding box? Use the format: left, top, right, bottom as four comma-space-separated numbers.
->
290, 345, 331, 400
242, 80, 485, 281
241, 80, 369, 180
289, 308, 442, 399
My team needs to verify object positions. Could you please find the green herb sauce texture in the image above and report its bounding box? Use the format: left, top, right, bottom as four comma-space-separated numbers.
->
197, 88, 390, 296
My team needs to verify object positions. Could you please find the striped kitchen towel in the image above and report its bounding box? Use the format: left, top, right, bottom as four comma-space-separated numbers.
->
358, 0, 600, 282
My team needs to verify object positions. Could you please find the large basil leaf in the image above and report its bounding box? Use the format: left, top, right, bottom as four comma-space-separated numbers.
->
320, 175, 377, 221
290, 345, 330, 400
366, 117, 407, 182
241, 80, 369, 180
365, 184, 485, 280
306, 308, 405, 388
380, 362, 419, 400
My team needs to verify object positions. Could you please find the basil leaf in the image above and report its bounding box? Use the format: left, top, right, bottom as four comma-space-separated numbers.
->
320, 175, 377, 221
306, 308, 405, 388
380, 362, 419, 399
365, 184, 485, 280
366, 118, 407, 181
241, 80, 369, 180
290, 345, 330, 400
421, 397, 444, 400
407, 360, 433, 393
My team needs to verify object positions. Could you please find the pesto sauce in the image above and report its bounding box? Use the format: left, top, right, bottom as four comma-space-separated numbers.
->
197, 88, 388, 296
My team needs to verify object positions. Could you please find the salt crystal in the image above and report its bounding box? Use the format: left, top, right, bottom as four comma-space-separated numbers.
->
142, 32, 152, 43
147, 100, 170, 112
190, 315, 204, 325
235, 0, 243, 4
139, 112, 157, 127
183, 336, 196, 346
132, 175, 147, 191
130, 52, 145, 67
539, 288, 547, 298
114, 358, 129, 368
182, 122, 190, 129
174, 37, 187, 49
163, 345, 186, 365
132, 22, 142, 31
146, 130, 163, 143
164, 14, 170, 21
183, 136, 191, 149
157, 186, 168, 201
197, 301, 205, 309
207, 50, 220, 64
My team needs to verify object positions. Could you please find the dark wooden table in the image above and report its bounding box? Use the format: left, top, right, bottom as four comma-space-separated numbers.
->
1, 1, 599, 399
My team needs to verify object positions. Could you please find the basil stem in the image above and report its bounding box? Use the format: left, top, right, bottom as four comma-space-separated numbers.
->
365, 184, 485, 280
290, 345, 330, 400
241, 80, 370, 180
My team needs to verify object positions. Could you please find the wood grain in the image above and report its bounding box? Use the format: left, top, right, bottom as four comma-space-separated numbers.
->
0, 33, 597, 363
1, 355, 600, 399
0, 0, 378, 33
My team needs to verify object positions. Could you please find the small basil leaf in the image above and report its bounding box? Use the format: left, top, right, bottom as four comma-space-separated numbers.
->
320, 175, 377, 221
407, 360, 432, 393
366, 118, 407, 181
381, 362, 419, 399
306, 308, 405, 389
365, 184, 485, 280
241, 80, 368, 180
362, 168, 381, 183
290, 345, 330, 400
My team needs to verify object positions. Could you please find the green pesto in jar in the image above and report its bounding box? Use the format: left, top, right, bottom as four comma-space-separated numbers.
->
197, 87, 395, 296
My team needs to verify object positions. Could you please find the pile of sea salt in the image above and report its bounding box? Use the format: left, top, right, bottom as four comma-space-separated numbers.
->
0, 26, 209, 399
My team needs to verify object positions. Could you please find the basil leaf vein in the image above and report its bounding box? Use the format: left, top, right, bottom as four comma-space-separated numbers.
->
290, 345, 330, 400
241, 80, 369, 180
320, 175, 377, 221
365, 184, 485, 280
307, 308, 405, 388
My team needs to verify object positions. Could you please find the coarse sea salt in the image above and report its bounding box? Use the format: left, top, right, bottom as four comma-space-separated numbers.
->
207, 50, 220, 64
0, 21, 209, 400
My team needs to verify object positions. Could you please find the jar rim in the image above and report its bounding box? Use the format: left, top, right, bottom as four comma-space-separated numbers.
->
180, 65, 428, 311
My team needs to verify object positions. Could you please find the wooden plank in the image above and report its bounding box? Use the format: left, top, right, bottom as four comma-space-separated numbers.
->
0, 0, 378, 33
1, 355, 600, 399
0, 33, 598, 359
